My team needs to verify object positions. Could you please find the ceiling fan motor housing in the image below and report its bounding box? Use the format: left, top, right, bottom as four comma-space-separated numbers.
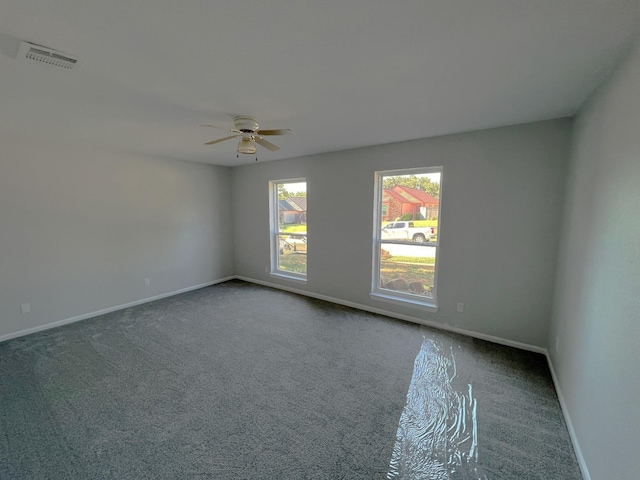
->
234, 116, 259, 133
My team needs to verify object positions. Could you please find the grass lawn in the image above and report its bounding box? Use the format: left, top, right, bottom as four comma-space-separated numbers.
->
281, 224, 307, 233
388, 256, 435, 265
380, 261, 434, 292
276, 240, 434, 292
278, 253, 307, 274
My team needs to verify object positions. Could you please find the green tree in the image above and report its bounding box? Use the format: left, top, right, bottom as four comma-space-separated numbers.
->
278, 184, 290, 200
278, 185, 307, 200
383, 175, 440, 199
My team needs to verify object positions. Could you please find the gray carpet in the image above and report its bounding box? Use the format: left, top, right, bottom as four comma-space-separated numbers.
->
0, 280, 581, 479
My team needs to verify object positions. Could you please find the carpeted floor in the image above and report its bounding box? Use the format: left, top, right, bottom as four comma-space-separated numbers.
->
0, 280, 581, 479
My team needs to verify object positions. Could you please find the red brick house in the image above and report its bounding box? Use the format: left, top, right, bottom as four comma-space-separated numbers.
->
278, 198, 306, 224
382, 185, 439, 221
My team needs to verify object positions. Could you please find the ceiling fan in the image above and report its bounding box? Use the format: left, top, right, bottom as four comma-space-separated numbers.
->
202, 116, 293, 158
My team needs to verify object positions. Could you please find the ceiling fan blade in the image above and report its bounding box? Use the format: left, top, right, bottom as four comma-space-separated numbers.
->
257, 129, 293, 136
201, 124, 242, 134
205, 135, 237, 145
255, 137, 280, 151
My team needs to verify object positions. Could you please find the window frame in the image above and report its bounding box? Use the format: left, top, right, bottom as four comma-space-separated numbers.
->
371, 167, 443, 310
269, 178, 308, 283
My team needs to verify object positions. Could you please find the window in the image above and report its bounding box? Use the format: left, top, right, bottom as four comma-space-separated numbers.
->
372, 167, 442, 307
270, 179, 307, 280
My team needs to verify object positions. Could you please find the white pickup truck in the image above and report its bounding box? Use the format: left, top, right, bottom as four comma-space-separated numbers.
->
381, 221, 436, 243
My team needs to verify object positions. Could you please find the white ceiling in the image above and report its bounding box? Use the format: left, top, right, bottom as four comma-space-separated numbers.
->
0, 1, 638, 166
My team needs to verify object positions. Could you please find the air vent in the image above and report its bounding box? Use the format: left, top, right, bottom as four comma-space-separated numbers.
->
17, 41, 79, 70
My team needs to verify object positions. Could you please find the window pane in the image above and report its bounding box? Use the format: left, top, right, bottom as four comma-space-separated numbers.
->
379, 244, 436, 298
277, 234, 307, 274
374, 167, 441, 305
274, 180, 307, 276
381, 172, 440, 242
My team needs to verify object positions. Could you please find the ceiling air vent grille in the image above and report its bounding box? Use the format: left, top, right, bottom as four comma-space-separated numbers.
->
18, 41, 79, 70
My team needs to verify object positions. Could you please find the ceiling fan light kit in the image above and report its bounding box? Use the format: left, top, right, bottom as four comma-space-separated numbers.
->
237, 137, 257, 155
203, 116, 292, 160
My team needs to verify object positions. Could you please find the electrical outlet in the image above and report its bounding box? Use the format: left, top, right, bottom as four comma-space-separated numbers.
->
456, 302, 464, 313
20, 303, 31, 314
555, 336, 560, 352
144, 278, 150, 286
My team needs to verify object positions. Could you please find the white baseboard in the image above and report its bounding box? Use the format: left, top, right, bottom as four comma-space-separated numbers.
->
234, 275, 547, 355
546, 354, 591, 480
0, 276, 235, 344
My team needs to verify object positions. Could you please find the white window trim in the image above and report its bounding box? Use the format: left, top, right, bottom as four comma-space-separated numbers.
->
269, 178, 308, 282
371, 166, 443, 309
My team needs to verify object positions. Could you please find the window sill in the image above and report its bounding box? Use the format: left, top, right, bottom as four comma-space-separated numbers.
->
370, 292, 439, 312
269, 272, 307, 284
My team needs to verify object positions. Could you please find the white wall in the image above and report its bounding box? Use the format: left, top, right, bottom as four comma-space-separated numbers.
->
0, 135, 234, 340
232, 119, 571, 348
550, 40, 640, 480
